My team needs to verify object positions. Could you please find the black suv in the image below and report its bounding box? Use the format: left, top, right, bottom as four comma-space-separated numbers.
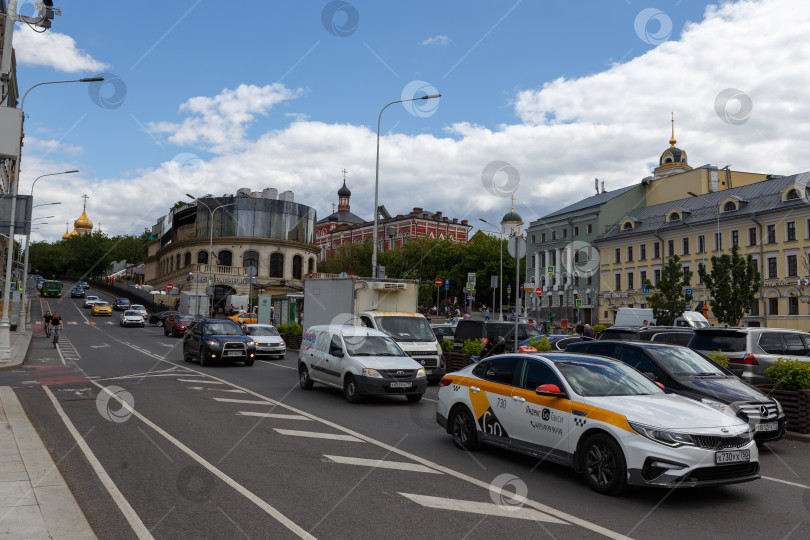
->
597, 326, 695, 346
566, 340, 787, 443
453, 320, 543, 352
183, 319, 257, 366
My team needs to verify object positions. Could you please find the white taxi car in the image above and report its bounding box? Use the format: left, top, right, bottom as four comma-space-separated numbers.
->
84, 295, 100, 308
437, 353, 759, 495
245, 324, 286, 359
299, 325, 427, 403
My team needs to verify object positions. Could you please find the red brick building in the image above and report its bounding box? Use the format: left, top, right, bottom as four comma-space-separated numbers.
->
315, 179, 471, 261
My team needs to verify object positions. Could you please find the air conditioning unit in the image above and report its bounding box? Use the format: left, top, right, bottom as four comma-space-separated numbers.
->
372, 282, 406, 290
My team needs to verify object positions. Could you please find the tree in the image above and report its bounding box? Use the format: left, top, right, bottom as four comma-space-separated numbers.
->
698, 244, 761, 326
643, 255, 692, 326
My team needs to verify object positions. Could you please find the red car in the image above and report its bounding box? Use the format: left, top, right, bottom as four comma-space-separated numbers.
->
164, 314, 195, 337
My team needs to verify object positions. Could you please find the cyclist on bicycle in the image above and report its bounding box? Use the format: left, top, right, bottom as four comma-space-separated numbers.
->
42, 311, 53, 337
51, 312, 63, 346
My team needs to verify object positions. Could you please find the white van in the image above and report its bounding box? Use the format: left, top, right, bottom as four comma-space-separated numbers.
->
298, 325, 427, 403
614, 308, 710, 328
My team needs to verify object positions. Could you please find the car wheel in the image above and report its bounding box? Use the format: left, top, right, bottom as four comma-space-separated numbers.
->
298, 365, 313, 390
182, 345, 192, 362
156, 320, 164, 327
199, 347, 210, 366
343, 374, 362, 404
449, 405, 478, 450
581, 434, 628, 495
406, 393, 423, 403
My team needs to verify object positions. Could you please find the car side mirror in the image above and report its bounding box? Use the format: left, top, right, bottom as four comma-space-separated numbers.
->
535, 384, 565, 397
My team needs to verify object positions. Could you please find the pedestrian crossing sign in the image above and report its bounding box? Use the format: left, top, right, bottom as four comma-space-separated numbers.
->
546, 265, 554, 274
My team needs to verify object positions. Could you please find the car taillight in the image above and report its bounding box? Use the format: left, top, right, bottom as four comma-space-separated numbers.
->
440, 377, 452, 386
728, 354, 758, 365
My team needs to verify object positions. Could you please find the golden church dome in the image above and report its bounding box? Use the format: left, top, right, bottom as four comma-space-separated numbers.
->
74, 208, 93, 230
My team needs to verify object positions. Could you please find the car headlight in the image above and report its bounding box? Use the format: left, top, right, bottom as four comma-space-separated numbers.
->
700, 398, 730, 413
774, 399, 783, 415
361, 368, 383, 378
416, 368, 426, 378
205, 340, 219, 347
629, 422, 695, 448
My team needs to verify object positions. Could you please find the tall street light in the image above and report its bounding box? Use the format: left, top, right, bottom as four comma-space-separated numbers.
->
187, 194, 237, 316
371, 93, 441, 278
1, 77, 101, 360
17, 170, 77, 331
480, 219, 505, 320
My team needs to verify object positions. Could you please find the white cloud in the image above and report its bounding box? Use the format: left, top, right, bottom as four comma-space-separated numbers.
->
148, 84, 304, 154
421, 35, 451, 46
24, 137, 83, 156
13, 26, 109, 72
23, 0, 810, 243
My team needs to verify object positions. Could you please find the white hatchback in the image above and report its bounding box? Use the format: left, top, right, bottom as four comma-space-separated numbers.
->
120, 310, 145, 327
84, 295, 100, 308
437, 352, 759, 495
245, 324, 286, 359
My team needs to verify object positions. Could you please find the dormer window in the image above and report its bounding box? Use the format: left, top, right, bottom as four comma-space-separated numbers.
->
669, 212, 681, 222
623, 222, 633, 230
786, 189, 800, 200
664, 157, 673, 163
723, 201, 737, 212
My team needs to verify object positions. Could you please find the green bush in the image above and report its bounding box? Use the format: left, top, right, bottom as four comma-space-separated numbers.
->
461, 339, 484, 356
708, 349, 729, 369
440, 338, 453, 353
766, 358, 810, 391
528, 335, 552, 352
593, 324, 606, 334
276, 323, 303, 336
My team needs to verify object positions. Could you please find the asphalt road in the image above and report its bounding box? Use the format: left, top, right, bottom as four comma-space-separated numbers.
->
3, 285, 809, 539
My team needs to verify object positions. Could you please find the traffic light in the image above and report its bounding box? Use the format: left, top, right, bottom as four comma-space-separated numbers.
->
545, 321, 551, 331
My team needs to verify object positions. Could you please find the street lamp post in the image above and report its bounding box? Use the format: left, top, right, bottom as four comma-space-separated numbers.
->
187, 194, 236, 316
1, 77, 101, 359
480, 219, 505, 320
371, 93, 441, 278
17, 171, 77, 331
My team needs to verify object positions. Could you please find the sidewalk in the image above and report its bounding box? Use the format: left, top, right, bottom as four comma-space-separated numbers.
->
0, 325, 95, 538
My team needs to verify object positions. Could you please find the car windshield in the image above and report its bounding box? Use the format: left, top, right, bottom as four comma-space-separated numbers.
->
87, 296, 98, 301
175, 315, 194, 322
124, 310, 139, 316
247, 326, 280, 337
376, 317, 435, 342
556, 360, 664, 397
131, 305, 145, 310
647, 347, 726, 375
95, 302, 108, 307
342, 335, 406, 356
205, 323, 244, 336
117, 299, 129, 303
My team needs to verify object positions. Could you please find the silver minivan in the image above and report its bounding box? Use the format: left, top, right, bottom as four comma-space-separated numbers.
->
688, 327, 810, 385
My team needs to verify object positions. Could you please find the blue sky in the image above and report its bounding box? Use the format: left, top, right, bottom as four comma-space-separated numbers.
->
10, 0, 810, 241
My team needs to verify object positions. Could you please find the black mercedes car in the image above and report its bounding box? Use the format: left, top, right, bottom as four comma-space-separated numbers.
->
565, 340, 787, 443
182, 318, 256, 366
148, 310, 180, 326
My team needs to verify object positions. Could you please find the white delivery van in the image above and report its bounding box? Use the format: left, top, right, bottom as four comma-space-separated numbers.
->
298, 325, 428, 403
614, 308, 710, 328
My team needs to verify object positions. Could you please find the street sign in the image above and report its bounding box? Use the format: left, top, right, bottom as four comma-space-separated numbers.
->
575, 298, 582, 307
491, 275, 498, 288
166, 283, 173, 291
642, 284, 649, 294
444, 283, 449, 290
685, 288, 693, 296
507, 285, 512, 294
561, 319, 568, 329
535, 288, 542, 297
507, 236, 526, 259
444, 279, 450, 286
435, 278, 443, 287
467, 272, 476, 288
546, 265, 554, 274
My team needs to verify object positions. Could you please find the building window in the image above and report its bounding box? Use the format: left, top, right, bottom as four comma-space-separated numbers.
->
627, 246, 633, 262
574, 226, 579, 236
768, 297, 779, 315
184, 252, 191, 267
541, 233, 546, 242
749, 227, 757, 246
552, 231, 556, 240
682, 237, 689, 255
667, 239, 674, 257
531, 235, 535, 243
243, 251, 259, 274
714, 232, 723, 251
614, 273, 621, 291
723, 201, 736, 212
807, 219, 810, 239
640, 244, 647, 260
788, 254, 798, 277
587, 224, 593, 234
767, 224, 776, 244
269, 252, 284, 277
787, 189, 800, 200
789, 296, 799, 315
614, 248, 621, 264
640, 270, 647, 285
563, 229, 567, 238
654, 269, 661, 285
682, 265, 690, 278
627, 271, 634, 290
587, 275, 593, 285
731, 230, 739, 248
669, 212, 681, 222
767, 256, 778, 279
292, 255, 303, 279
623, 222, 633, 230
218, 250, 232, 267
698, 235, 705, 254
308, 257, 315, 275
787, 221, 797, 241
653, 242, 660, 259
750, 300, 759, 316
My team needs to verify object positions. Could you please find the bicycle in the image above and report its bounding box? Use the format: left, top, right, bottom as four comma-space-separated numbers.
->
52, 326, 61, 348
44, 322, 51, 338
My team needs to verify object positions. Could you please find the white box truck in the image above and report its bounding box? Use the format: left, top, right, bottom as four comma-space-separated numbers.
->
303, 277, 445, 382
614, 308, 710, 328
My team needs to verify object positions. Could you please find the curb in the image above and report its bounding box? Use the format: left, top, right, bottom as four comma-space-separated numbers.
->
0, 330, 32, 371
785, 431, 810, 443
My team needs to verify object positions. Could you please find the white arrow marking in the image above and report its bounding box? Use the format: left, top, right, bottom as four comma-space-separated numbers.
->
237, 411, 311, 421
273, 429, 363, 442
325, 455, 441, 474
399, 493, 568, 523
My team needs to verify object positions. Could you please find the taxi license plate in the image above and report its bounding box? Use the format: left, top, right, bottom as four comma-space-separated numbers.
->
715, 449, 750, 464
426, 370, 432, 375
755, 422, 778, 432
390, 382, 412, 388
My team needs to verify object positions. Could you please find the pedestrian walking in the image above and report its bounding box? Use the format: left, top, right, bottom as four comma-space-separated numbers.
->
484, 308, 490, 320
583, 324, 595, 338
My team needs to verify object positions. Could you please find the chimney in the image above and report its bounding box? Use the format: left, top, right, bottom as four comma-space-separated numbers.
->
435, 211, 442, 219
460, 219, 468, 225
452, 218, 458, 224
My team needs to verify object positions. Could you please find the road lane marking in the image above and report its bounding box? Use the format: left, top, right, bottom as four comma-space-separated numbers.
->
91, 384, 316, 540
399, 493, 568, 523
214, 398, 272, 405
187, 387, 244, 393
421, 397, 438, 403
177, 379, 223, 384
43, 386, 155, 540
258, 361, 296, 370
763, 476, 810, 489
273, 429, 363, 442
238, 412, 311, 421
324, 455, 441, 474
